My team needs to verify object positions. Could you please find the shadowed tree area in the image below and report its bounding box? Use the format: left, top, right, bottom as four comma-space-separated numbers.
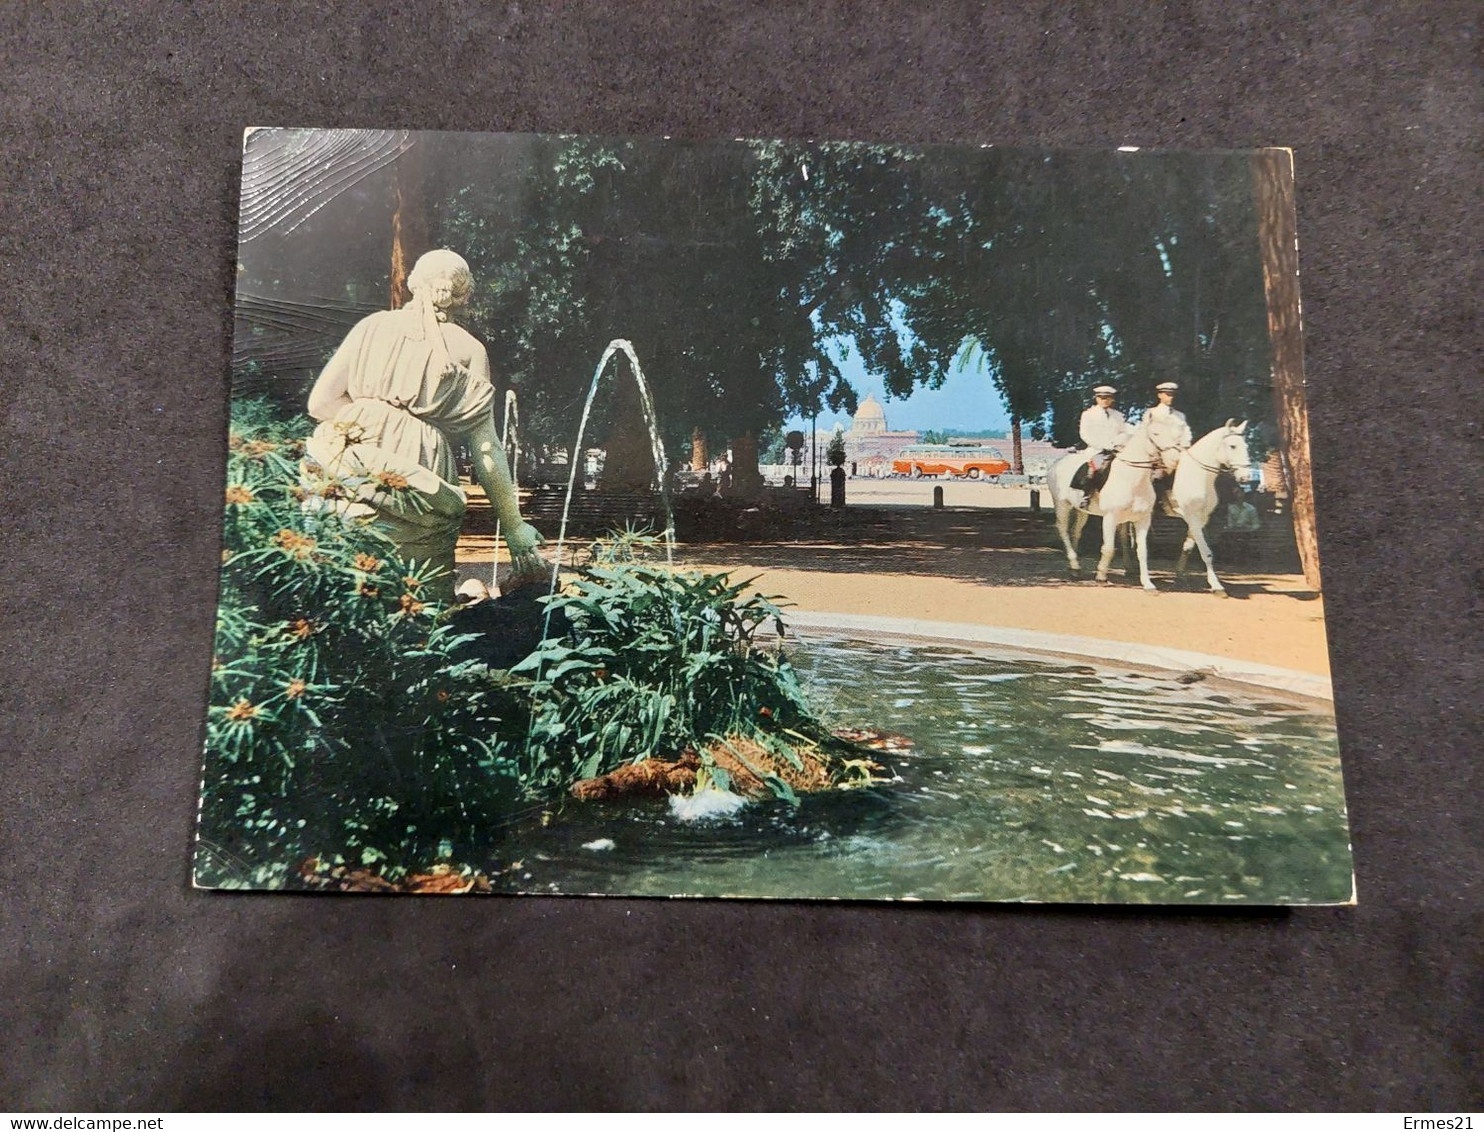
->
234, 129, 1293, 498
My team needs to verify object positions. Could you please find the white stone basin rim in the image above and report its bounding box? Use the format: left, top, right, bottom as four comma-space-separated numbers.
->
779, 611, 1334, 703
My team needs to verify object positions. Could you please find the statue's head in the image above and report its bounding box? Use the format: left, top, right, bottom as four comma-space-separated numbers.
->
407, 249, 474, 312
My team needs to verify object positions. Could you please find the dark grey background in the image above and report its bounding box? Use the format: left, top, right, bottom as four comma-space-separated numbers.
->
2, 1, 1479, 1112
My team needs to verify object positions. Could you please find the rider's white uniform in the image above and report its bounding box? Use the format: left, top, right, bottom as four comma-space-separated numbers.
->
1079, 405, 1132, 452
1144, 402, 1193, 452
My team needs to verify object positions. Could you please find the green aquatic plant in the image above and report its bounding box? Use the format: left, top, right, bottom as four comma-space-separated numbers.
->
199, 407, 866, 888
515, 533, 853, 800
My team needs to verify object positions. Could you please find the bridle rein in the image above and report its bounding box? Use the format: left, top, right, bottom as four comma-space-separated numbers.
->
1181, 429, 1251, 478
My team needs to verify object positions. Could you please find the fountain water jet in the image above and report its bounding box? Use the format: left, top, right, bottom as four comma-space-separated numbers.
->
547, 339, 676, 600
490, 388, 521, 596
523, 340, 677, 766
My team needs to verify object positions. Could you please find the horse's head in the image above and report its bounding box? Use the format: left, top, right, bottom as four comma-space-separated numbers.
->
1140, 413, 1185, 474
1220, 419, 1254, 481
1121, 420, 1165, 467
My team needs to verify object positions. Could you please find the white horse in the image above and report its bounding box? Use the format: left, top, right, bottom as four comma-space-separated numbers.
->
1164, 420, 1255, 595
1047, 425, 1167, 590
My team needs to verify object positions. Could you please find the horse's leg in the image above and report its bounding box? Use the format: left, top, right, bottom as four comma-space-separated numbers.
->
1188, 517, 1225, 595
1121, 521, 1138, 576
1095, 513, 1119, 583
1054, 501, 1081, 574
1135, 514, 1156, 591
1176, 534, 1194, 579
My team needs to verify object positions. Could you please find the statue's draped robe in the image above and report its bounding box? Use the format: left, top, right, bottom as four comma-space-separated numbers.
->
304, 308, 494, 596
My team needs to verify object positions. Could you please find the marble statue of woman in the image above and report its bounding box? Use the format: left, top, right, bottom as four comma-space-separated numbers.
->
303, 249, 542, 601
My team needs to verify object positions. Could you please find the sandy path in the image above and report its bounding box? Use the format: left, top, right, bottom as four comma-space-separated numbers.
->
457, 545, 1330, 677
668, 560, 1331, 676
456, 495, 1330, 677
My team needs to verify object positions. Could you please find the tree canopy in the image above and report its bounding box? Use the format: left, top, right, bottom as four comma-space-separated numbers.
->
235, 130, 1279, 458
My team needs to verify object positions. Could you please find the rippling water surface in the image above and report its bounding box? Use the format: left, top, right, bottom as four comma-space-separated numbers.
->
487, 635, 1353, 904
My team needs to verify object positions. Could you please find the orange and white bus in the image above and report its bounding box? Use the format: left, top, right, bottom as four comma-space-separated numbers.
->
890, 445, 1012, 480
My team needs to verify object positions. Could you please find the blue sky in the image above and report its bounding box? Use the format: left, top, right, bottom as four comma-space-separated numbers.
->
783, 340, 1013, 435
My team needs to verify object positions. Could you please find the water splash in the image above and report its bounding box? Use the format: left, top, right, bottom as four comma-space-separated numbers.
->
547, 339, 676, 598
491, 388, 521, 595
669, 787, 747, 823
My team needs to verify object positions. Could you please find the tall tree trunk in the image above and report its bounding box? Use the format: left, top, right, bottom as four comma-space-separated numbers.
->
690, 426, 709, 471
389, 144, 428, 310
1010, 416, 1024, 475
730, 431, 760, 497
1253, 149, 1322, 591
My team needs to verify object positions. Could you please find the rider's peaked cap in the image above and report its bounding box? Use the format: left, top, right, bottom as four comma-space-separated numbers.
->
1155, 381, 1179, 392
1092, 385, 1117, 395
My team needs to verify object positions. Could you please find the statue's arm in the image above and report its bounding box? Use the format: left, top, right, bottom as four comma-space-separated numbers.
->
467, 414, 519, 526
468, 409, 543, 563
307, 321, 364, 421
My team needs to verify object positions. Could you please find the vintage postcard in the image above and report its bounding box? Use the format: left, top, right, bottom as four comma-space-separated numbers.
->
196, 128, 1353, 903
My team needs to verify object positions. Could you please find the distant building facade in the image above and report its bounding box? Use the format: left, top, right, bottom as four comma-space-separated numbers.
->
773, 395, 1074, 481
843, 394, 919, 474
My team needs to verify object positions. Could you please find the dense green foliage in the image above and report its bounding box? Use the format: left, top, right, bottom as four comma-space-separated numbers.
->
197, 404, 841, 887
520, 536, 837, 803
234, 132, 1276, 458
918, 428, 1010, 445
200, 402, 515, 886
826, 431, 848, 468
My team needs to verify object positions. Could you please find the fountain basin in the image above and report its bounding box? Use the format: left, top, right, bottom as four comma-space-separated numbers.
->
782, 611, 1333, 702
483, 629, 1353, 905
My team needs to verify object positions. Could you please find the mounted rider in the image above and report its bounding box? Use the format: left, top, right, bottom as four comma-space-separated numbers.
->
1144, 381, 1193, 463
1144, 380, 1193, 512
1070, 385, 1132, 493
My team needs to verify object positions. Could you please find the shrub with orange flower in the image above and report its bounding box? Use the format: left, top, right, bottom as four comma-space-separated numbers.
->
242, 439, 281, 459
272, 529, 318, 559
374, 470, 410, 491
225, 699, 258, 722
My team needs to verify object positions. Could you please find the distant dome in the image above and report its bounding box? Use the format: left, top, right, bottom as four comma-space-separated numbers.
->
850, 393, 887, 434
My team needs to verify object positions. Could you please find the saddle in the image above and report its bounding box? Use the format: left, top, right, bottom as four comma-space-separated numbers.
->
1070, 452, 1114, 496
